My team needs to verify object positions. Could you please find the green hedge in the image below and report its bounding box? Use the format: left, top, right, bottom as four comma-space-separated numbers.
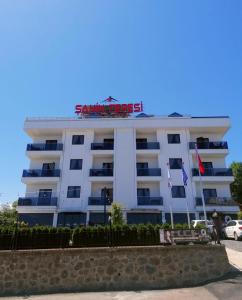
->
0, 223, 203, 250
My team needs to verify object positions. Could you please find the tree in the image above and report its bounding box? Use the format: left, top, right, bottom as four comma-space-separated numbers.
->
230, 162, 242, 205
110, 203, 124, 225
0, 201, 17, 226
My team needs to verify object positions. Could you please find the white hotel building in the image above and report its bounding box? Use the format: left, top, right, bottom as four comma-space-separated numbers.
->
17, 111, 239, 227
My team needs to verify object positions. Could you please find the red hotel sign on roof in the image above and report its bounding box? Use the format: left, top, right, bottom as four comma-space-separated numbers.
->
75, 96, 143, 118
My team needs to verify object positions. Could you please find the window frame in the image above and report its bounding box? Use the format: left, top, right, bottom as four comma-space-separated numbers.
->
72, 135, 84, 145
168, 134, 181, 144
67, 186, 81, 198
169, 158, 182, 170
171, 186, 186, 198
70, 159, 83, 170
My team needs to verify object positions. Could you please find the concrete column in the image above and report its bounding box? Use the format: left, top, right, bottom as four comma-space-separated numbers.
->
162, 211, 166, 223
53, 212, 58, 227
86, 211, 90, 225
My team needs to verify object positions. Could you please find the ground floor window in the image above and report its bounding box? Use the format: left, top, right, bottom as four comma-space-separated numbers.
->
165, 213, 195, 224
57, 212, 86, 227
89, 212, 110, 225
18, 213, 54, 226
127, 213, 162, 224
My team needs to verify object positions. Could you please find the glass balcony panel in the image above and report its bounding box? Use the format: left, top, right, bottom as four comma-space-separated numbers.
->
137, 168, 161, 176
89, 169, 113, 176
27, 144, 63, 151
137, 196, 163, 205
91, 143, 114, 150
192, 168, 233, 176
195, 197, 238, 206
22, 169, 61, 177
189, 142, 228, 150
18, 197, 58, 206
136, 142, 160, 150
88, 197, 113, 205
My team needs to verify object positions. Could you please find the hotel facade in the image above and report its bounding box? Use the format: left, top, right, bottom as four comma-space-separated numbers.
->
17, 106, 239, 227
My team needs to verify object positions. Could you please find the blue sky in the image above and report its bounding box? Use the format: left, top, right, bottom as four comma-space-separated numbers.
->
0, 0, 241, 203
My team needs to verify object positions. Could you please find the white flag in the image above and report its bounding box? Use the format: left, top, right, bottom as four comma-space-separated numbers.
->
167, 163, 172, 188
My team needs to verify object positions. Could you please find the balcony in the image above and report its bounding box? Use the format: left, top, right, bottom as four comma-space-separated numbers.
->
23, 169, 61, 177
137, 168, 161, 176
195, 197, 238, 207
137, 197, 163, 206
88, 197, 113, 206
91, 143, 114, 150
192, 168, 233, 177
27, 143, 63, 151
26, 143, 63, 159
22, 169, 61, 184
18, 197, 57, 206
89, 169, 113, 177
136, 142, 160, 150
189, 141, 228, 156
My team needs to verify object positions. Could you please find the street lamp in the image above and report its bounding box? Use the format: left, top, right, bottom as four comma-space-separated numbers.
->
108, 215, 112, 247
103, 187, 110, 225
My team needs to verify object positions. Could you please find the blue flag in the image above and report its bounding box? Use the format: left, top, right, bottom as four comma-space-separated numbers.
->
182, 165, 188, 186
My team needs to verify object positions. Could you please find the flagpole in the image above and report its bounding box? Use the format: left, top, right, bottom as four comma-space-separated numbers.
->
195, 144, 208, 226
167, 163, 174, 229
182, 162, 190, 228
169, 190, 174, 230
185, 193, 191, 229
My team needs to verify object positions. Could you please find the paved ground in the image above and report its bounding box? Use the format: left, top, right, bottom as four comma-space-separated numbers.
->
2, 241, 242, 300
222, 239, 242, 252
1, 274, 242, 300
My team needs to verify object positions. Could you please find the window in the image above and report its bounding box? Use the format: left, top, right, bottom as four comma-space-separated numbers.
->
101, 188, 113, 202
72, 135, 84, 145
67, 186, 81, 198
168, 134, 180, 144
102, 162, 113, 169
136, 162, 148, 169
38, 189, 52, 205
203, 162, 213, 169
137, 188, 150, 197
169, 158, 182, 169
103, 138, 114, 144
45, 140, 57, 150
136, 138, 147, 143
70, 159, 83, 170
203, 189, 217, 199
171, 186, 186, 198
42, 163, 55, 170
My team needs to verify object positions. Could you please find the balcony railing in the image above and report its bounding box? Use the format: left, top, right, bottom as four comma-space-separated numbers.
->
88, 197, 113, 205
137, 168, 161, 176
89, 169, 113, 176
136, 142, 160, 150
189, 141, 228, 150
192, 168, 233, 177
22, 169, 61, 177
137, 197, 163, 205
18, 197, 58, 206
195, 197, 238, 206
91, 143, 114, 150
27, 143, 63, 151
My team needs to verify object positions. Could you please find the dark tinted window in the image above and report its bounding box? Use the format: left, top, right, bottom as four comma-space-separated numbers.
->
67, 186, 81, 198
171, 186, 186, 198
137, 188, 150, 196
169, 158, 182, 169
137, 162, 148, 169
203, 162, 213, 169
203, 189, 217, 198
70, 159, 83, 170
168, 134, 180, 144
72, 135, 84, 145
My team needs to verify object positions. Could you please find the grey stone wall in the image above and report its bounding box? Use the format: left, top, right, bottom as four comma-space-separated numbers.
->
0, 245, 231, 296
